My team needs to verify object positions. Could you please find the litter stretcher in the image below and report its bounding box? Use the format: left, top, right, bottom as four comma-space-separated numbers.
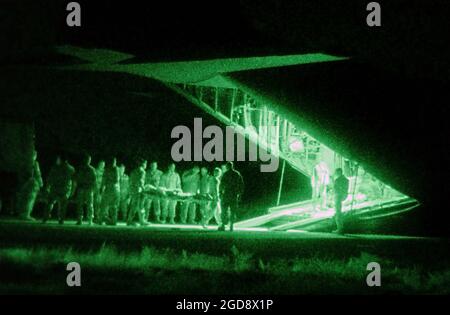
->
142, 184, 214, 203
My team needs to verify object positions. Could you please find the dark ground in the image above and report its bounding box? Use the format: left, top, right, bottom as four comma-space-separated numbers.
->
1, 219, 450, 294
1, 218, 449, 261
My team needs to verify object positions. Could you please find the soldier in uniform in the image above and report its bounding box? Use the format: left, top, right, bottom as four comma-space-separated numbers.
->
333, 168, 349, 234
210, 167, 222, 226
99, 157, 121, 225
180, 166, 200, 224
160, 163, 181, 224
73, 154, 97, 225
17, 150, 43, 221
118, 164, 130, 222
94, 160, 105, 222
198, 167, 212, 228
127, 159, 147, 226
42, 156, 75, 224
218, 162, 244, 232
144, 161, 163, 223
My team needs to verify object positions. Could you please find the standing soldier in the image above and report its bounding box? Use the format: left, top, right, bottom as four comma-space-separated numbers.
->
99, 157, 121, 225
180, 166, 200, 224
198, 167, 212, 228
42, 156, 75, 224
73, 154, 97, 225
127, 159, 147, 226
219, 162, 244, 232
311, 161, 330, 211
94, 160, 105, 222
17, 150, 43, 221
160, 163, 181, 224
144, 161, 163, 223
118, 164, 130, 222
210, 167, 222, 227
333, 168, 349, 234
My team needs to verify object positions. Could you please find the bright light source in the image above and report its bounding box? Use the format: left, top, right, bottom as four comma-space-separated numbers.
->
289, 138, 304, 152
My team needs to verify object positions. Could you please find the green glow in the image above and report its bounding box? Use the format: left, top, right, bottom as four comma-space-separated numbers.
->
54, 46, 414, 223
57, 46, 347, 84
56, 45, 134, 64
173, 82, 413, 228
0, 238, 441, 294
124, 53, 347, 83
288, 138, 304, 152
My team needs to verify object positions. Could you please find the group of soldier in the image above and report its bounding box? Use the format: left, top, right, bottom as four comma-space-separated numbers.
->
20, 151, 244, 231
12, 149, 350, 233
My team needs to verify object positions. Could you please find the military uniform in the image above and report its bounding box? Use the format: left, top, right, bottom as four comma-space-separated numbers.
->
199, 174, 212, 226
119, 172, 130, 221
94, 164, 105, 221
100, 165, 120, 224
180, 170, 199, 224
209, 175, 222, 226
127, 166, 146, 225
144, 168, 163, 222
219, 168, 244, 231
334, 174, 349, 233
43, 161, 75, 224
17, 159, 43, 219
74, 164, 97, 225
160, 171, 181, 224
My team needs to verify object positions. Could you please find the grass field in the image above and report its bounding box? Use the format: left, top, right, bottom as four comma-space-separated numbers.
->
1, 243, 450, 294
1, 219, 450, 294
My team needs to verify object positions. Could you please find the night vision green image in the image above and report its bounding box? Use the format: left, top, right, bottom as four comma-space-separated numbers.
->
1, 0, 450, 296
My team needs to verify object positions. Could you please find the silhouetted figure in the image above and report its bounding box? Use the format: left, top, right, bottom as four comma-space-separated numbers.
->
127, 159, 147, 226
43, 156, 75, 224
219, 162, 244, 232
100, 157, 120, 225
16, 150, 43, 221
144, 161, 163, 223
181, 166, 200, 224
333, 168, 349, 234
198, 167, 212, 227
94, 160, 105, 222
160, 163, 181, 224
210, 167, 222, 226
118, 164, 130, 222
73, 154, 97, 225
